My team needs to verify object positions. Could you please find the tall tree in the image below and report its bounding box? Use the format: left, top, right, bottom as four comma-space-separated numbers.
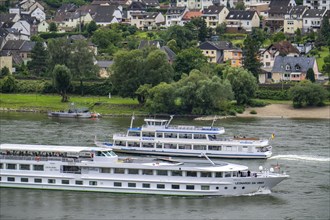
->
47, 38, 71, 71
159, 25, 195, 50
49, 22, 57, 32
28, 41, 48, 76
68, 40, 98, 95
173, 48, 208, 80
242, 33, 262, 79
223, 66, 257, 105
87, 20, 98, 36
0, 66, 10, 77
146, 82, 177, 114
53, 64, 72, 102
185, 17, 208, 42
322, 54, 330, 76
305, 68, 315, 82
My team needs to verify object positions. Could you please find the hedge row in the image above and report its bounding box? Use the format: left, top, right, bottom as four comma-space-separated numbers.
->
256, 88, 290, 100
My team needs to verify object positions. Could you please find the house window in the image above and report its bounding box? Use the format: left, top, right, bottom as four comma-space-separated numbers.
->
266, 62, 270, 66
285, 65, 291, 70
247, 22, 249, 25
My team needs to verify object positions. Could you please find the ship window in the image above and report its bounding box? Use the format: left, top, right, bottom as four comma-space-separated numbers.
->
171, 170, 182, 176
34, 178, 42, 183
209, 146, 221, 151
48, 179, 55, 184
75, 180, 83, 185
19, 164, 30, 170
224, 172, 231, 177
114, 182, 122, 187
242, 187, 245, 189
114, 168, 125, 174
194, 134, 206, 139
193, 145, 206, 150
6, 164, 16, 169
128, 183, 136, 187
0, 163, 3, 169
101, 168, 111, 173
157, 184, 165, 189
33, 165, 44, 171
62, 180, 70, 184
179, 144, 191, 150
142, 183, 150, 188
156, 133, 163, 138
186, 185, 195, 190
233, 171, 238, 177
233, 187, 236, 189
142, 169, 153, 175
215, 172, 223, 178
142, 132, 154, 137
224, 187, 228, 189
156, 143, 163, 149
200, 172, 212, 178
63, 165, 81, 174
172, 184, 180, 189
128, 169, 139, 175
165, 133, 177, 138
186, 171, 197, 177
156, 170, 168, 176
21, 178, 29, 183
142, 143, 154, 148
201, 185, 210, 190
89, 181, 97, 186
7, 177, 15, 182
179, 133, 192, 139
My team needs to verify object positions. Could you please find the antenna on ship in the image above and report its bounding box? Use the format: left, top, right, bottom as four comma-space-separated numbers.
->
200, 152, 215, 166
211, 116, 217, 128
130, 113, 135, 129
166, 115, 174, 127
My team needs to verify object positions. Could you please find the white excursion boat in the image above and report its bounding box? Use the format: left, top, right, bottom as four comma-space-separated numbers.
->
0, 143, 288, 196
95, 116, 273, 159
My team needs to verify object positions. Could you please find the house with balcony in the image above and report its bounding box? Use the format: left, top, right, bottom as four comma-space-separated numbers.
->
130, 12, 164, 29
303, 0, 329, 10
266, 0, 296, 32
302, 8, 327, 32
202, 5, 229, 29
1, 40, 36, 65
271, 56, 318, 82
223, 48, 243, 67
165, 6, 188, 27
225, 10, 260, 32
176, 0, 213, 10
199, 41, 233, 63
283, 5, 307, 34
182, 10, 203, 25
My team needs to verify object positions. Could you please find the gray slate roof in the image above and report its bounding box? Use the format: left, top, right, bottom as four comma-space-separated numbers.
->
303, 9, 327, 18
160, 46, 176, 62
199, 41, 233, 50
272, 56, 316, 73
166, 7, 186, 15
202, 5, 225, 15
93, 5, 117, 22
226, 10, 257, 20
97, 60, 113, 68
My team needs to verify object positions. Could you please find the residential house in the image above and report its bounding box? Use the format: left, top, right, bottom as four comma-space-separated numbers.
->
37, 20, 49, 32
127, 1, 147, 20
176, 0, 213, 10
141, 0, 160, 8
0, 13, 21, 26
92, 5, 123, 26
165, 6, 188, 27
266, 0, 296, 32
199, 41, 233, 63
182, 10, 202, 25
260, 41, 300, 72
202, 5, 229, 29
283, 5, 307, 34
96, 60, 113, 78
138, 40, 161, 49
131, 12, 164, 30
0, 28, 21, 49
1, 40, 36, 65
247, 3, 270, 18
2, 20, 31, 40
292, 42, 313, 54
271, 56, 318, 82
225, 10, 260, 32
19, 0, 44, 13
303, 0, 329, 10
223, 48, 243, 67
69, 34, 98, 55
302, 8, 327, 32
0, 51, 13, 74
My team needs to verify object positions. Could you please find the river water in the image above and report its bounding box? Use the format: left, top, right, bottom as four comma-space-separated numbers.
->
0, 112, 329, 220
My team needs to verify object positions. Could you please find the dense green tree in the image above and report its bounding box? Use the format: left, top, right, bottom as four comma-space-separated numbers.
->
289, 80, 327, 108
166, 39, 179, 53
49, 22, 57, 32
242, 33, 262, 79
159, 25, 195, 50
135, 84, 152, 105
294, 28, 302, 43
1, 75, 16, 93
322, 54, 330, 76
185, 17, 208, 42
87, 20, 98, 36
271, 32, 286, 43
316, 18, 330, 48
47, 38, 71, 71
235, 2, 245, 10
305, 68, 315, 82
91, 27, 122, 55
173, 48, 208, 80
0, 67, 10, 77
28, 41, 48, 76
53, 64, 72, 102
223, 66, 258, 105
215, 22, 227, 36
146, 82, 177, 114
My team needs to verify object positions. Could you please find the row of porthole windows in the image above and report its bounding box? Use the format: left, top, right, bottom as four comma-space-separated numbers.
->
0, 163, 44, 171
0, 177, 246, 191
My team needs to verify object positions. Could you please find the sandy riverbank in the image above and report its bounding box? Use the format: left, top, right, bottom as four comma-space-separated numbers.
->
237, 104, 330, 119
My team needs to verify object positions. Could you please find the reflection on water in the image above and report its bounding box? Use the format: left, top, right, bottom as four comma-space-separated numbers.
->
0, 112, 329, 220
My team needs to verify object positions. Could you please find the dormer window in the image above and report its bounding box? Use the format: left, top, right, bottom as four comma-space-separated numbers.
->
285, 64, 291, 70
295, 64, 301, 71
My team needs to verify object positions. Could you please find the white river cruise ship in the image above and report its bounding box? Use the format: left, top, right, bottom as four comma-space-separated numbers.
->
0, 143, 288, 196
96, 116, 273, 159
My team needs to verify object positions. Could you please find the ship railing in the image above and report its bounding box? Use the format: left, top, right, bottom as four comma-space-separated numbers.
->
0, 155, 93, 162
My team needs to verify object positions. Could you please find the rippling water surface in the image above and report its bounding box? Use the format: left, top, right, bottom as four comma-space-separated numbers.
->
0, 112, 329, 220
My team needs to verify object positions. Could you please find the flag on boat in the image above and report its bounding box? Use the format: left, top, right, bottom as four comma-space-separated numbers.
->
271, 133, 275, 139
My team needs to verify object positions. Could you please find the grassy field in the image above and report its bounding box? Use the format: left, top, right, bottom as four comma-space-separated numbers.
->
316, 47, 329, 71
0, 94, 148, 115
